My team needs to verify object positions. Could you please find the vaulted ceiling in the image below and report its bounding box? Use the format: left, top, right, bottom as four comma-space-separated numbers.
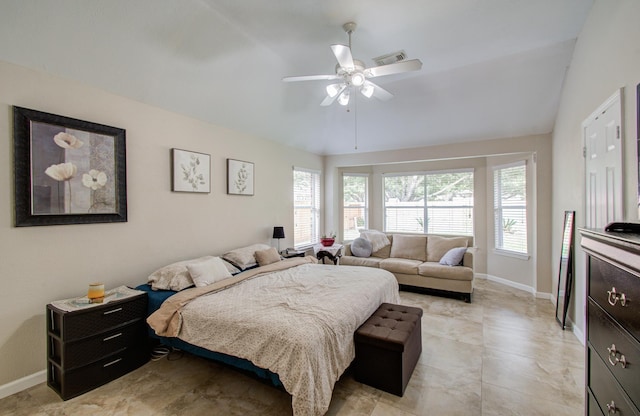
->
0, 0, 593, 155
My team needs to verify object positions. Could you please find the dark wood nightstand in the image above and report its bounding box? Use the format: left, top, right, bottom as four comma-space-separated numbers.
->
46, 291, 149, 400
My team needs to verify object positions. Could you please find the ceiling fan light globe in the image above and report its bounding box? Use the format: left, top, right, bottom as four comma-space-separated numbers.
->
351, 72, 365, 86
360, 84, 374, 98
337, 90, 350, 106
326, 83, 343, 98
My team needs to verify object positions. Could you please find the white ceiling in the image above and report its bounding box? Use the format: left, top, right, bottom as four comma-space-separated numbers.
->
0, 0, 593, 155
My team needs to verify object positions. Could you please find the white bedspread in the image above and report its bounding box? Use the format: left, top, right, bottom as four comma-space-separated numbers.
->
175, 263, 398, 416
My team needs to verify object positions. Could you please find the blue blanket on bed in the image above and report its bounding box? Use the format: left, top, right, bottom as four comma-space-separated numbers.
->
136, 284, 283, 388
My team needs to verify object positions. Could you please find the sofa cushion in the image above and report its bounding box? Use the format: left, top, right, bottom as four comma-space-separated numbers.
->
439, 247, 467, 266
351, 237, 373, 257
340, 256, 384, 268
426, 236, 469, 262
390, 235, 427, 261
418, 262, 474, 281
380, 258, 423, 275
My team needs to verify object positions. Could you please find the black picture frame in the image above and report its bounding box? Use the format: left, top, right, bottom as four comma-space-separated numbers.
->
555, 210, 575, 330
13, 106, 127, 226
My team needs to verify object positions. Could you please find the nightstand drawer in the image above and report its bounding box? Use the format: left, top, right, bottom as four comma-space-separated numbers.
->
48, 345, 148, 400
50, 320, 146, 370
49, 294, 147, 341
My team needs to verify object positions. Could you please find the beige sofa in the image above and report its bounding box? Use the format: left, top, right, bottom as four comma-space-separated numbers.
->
340, 233, 474, 302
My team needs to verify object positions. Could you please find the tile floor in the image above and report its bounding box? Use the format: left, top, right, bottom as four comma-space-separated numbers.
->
0, 278, 585, 415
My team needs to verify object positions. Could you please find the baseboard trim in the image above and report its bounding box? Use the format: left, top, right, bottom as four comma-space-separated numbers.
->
477, 273, 552, 299
0, 370, 46, 400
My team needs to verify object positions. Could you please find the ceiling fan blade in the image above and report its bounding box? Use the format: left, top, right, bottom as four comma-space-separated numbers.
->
364, 80, 394, 101
331, 44, 355, 69
365, 59, 423, 78
282, 74, 339, 82
320, 95, 338, 106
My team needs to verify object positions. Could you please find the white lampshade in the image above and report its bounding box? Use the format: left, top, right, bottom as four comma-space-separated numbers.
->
351, 72, 365, 87
326, 83, 343, 98
337, 89, 350, 106
360, 83, 374, 98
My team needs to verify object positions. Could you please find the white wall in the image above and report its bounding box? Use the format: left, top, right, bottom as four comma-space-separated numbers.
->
551, 0, 640, 337
0, 60, 322, 387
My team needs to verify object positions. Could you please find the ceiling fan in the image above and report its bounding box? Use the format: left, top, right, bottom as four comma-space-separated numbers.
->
282, 22, 422, 107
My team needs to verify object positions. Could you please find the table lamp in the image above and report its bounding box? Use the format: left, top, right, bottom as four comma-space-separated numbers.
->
273, 226, 285, 253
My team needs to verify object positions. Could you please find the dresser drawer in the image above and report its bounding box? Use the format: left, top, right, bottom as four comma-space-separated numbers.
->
588, 389, 606, 416
589, 347, 640, 416
589, 256, 640, 342
49, 294, 147, 341
589, 299, 640, 408
50, 320, 146, 370
48, 344, 148, 400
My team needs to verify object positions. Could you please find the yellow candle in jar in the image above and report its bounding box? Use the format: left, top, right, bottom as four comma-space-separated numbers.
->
88, 283, 105, 302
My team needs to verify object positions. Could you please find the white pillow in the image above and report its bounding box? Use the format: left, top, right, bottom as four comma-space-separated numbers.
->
187, 257, 232, 287
147, 255, 212, 291
351, 237, 372, 257
439, 247, 467, 266
222, 243, 271, 270
147, 256, 240, 291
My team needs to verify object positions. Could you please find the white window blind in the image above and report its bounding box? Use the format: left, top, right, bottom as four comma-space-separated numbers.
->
493, 162, 527, 254
293, 168, 320, 247
342, 174, 368, 240
383, 170, 474, 236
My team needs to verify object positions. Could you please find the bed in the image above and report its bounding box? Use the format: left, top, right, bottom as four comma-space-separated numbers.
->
141, 255, 399, 416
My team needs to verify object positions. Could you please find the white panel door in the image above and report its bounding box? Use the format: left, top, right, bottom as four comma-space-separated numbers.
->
584, 90, 623, 228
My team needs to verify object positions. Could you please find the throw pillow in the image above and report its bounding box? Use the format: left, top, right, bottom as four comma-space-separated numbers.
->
187, 257, 232, 287
390, 235, 427, 261
147, 255, 214, 291
439, 247, 467, 266
222, 243, 271, 270
255, 247, 282, 266
351, 237, 372, 257
427, 235, 469, 262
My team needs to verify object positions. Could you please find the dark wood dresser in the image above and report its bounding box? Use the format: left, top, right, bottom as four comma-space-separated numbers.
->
580, 228, 640, 416
46, 292, 149, 400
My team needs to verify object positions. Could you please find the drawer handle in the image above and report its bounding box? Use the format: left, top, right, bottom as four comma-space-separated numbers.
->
606, 400, 618, 414
103, 358, 123, 368
606, 344, 627, 369
607, 287, 628, 307
103, 332, 122, 342
103, 307, 123, 315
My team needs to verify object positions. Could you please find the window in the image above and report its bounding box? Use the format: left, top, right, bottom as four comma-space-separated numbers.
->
493, 162, 527, 254
383, 170, 474, 235
342, 174, 368, 240
293, 168, 320, 247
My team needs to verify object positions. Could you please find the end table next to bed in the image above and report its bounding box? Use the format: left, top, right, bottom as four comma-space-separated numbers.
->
314, 243, 343, 265
46, 289, 149, 400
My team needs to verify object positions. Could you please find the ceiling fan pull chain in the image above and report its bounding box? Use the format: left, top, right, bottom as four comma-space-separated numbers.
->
354, 95, 358, 150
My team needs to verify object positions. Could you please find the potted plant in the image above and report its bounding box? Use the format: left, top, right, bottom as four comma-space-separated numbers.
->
320, 232, 336, 247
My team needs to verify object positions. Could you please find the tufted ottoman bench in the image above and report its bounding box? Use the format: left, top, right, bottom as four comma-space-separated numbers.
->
354, 303, 423, 396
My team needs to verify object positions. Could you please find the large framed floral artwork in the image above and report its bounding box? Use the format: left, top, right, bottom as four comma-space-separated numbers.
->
226, 159, 254, 196
13, 107, 127, 226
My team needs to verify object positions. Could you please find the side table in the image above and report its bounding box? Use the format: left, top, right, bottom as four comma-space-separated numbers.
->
46, 289, 149, 400
314, 243, 343, 265
281, 250, 305, 258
